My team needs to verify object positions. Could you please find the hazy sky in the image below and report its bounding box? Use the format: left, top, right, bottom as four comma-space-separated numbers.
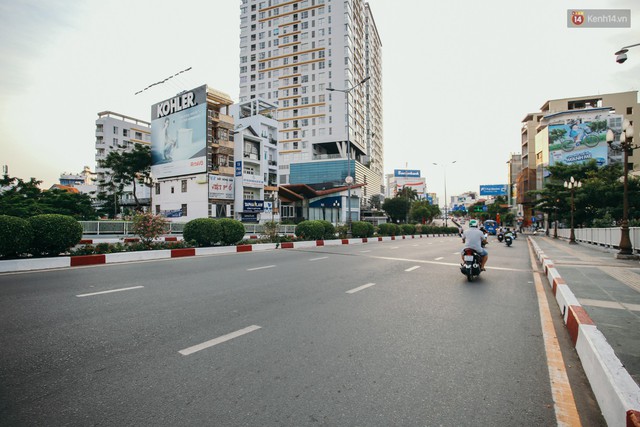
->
1, 0, 638, 204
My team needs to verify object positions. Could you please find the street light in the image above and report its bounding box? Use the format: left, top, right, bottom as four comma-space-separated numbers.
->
553, 199, 559, 239
564, 176, 582, 245
432, 161, 457, 227
614, 42, 640, 64
327, 76, 370, 237
332, 200, 340, 227
606, 122, 639, 259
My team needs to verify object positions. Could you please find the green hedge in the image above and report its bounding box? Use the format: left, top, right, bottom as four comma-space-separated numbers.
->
377, 223, 401, 236
401, 224, 416, 235
28, 214, 82, 256
351, 221, 374, 238
183, 218, 222, 247
218, 218, 246, 245
0, 215, 33, 258
295, 220, 334, 240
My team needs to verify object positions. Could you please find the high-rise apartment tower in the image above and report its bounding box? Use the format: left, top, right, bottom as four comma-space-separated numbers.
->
239, 0, 383, 205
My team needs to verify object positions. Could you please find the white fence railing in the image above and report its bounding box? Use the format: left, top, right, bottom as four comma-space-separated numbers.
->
555, 226, 640, 253
80, 221, 297, 236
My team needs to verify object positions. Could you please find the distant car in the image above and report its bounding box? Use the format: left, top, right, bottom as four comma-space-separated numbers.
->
533, 228, 546, 235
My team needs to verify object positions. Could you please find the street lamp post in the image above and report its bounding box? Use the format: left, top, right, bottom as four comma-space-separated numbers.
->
332, 200, 340, 227
606, 123, 638, 259
553, 199, 559, 239
432, 161, 456, 227
564, 176, 582, 245
327, 76, 370, 237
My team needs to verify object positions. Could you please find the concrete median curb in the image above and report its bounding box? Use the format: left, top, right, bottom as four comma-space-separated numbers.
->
529, 237, 640, 427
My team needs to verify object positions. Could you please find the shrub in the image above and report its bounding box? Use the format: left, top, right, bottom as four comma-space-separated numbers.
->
295, 220, 325, 240
131, 213, 169, 248
335, 224, 349, 239
183, 218, 222, 246
401, 224, 416, 235
351, 221, 374, 238
318, 220, 336, 239
262, 221, 280, 243
377, 223, 400, 236
28, 214, 83, 256
218, 218, 245, 245
0, 215, 33, 258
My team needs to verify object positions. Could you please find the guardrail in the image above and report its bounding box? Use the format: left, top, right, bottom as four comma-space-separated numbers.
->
555, 226, 640, 253
79, 221, 297, 236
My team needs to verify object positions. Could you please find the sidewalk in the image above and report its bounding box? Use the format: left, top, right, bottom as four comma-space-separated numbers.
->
530, 235, 640, 426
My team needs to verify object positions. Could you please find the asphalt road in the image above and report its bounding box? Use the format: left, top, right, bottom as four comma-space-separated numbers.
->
0, 236, 605, 426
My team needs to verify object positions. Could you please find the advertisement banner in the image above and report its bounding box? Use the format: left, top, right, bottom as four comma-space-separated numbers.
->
242, 173, 265, 188
479, 185, 508, 196
395, 177, 426, 194
208, 175, 234, 200
235, 161, 242, 177
151, 85, 208, 179
547, 112, 621, 167
394, 169, 421, 178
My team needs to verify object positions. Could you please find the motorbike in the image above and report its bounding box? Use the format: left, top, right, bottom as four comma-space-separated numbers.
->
460, 248, 482, 282
504, 233, 513, 247
497, 231, 504, 242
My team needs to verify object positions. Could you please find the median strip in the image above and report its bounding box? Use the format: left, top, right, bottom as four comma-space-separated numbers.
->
76, 286, 144, 297
179, 325, 262, 356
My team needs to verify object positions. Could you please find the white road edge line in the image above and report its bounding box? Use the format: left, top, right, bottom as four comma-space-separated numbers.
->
76, 286, 144, 297
309, 256, 329, 261
405, 266, 421, 272
346, 283, 376, 294
247, 265, 276, 271
179, 325, 262, 356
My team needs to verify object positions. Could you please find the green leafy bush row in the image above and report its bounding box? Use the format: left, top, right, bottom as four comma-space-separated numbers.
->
70, 240, 191, 256
183, 218, 245, 247
295, 220, 335, 240
0, 214, 83, 258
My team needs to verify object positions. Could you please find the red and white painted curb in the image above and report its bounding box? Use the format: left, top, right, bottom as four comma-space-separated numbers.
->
529, 238, 640, 427
0, 234, 457, 273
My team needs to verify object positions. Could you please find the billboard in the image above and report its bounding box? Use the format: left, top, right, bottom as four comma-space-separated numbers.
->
151, 85, 208, 179
547, 111, 622, 167
394, 169, 421, 178
208, 175, 234, 200
479, 184, 508, 196
395, 177, 426, 195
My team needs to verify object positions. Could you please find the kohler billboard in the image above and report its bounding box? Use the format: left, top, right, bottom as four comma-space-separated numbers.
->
151, 85, 208, 179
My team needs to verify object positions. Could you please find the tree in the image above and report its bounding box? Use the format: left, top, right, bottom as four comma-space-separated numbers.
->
409, 201, 440, 224
0, 175, 96, 219
382, 197, 410, 224
97, 144, 152, 216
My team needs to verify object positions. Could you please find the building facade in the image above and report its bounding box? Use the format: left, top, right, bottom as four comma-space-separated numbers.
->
95, 111, 152, 213
231, 98, 280, 222
151, 85, 236, 221
238, 0, 383, 212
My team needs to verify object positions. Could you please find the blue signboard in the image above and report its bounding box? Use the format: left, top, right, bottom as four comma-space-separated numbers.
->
394, 169, 421, 178
243, 200, 264, 212
479, 184, 508, 196
235, 161, 242, 177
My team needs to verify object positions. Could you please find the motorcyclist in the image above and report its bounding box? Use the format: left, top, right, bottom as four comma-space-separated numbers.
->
461, 219, 488, 271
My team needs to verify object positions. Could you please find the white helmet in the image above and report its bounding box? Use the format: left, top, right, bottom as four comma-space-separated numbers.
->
469, 219, 479, 228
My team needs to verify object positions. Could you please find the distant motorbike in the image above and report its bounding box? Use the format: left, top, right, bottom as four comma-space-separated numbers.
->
504, 232, 513, 247
460, 248, 482, 282
497, 231, 504, 242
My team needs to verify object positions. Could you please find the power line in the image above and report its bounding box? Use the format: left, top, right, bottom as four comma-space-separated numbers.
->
134, 67, 192, 95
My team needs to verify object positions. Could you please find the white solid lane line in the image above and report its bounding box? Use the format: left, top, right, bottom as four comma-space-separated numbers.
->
435, 257, 444, 261
360, 250, 371, 253
309, 256, 329, 261
346, 283, 376, 294
247, 265, 276, 271
179, 325, 262, 356
76, 286, 144, 297
405, 266, 421, 272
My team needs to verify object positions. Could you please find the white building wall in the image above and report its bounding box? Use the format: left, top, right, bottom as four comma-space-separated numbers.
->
152, 174, 209, 222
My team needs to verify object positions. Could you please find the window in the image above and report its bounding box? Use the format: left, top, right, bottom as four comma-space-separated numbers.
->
627, 107, 633, 114
113, 126, 118, 134
155, 205, 160, 215
135, 132, 142, 139
123, 129, 129, 137
171, 187, 175, 194
155, 183, 160, 195
181, 180, 187, 192
181, 204, 188, 216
